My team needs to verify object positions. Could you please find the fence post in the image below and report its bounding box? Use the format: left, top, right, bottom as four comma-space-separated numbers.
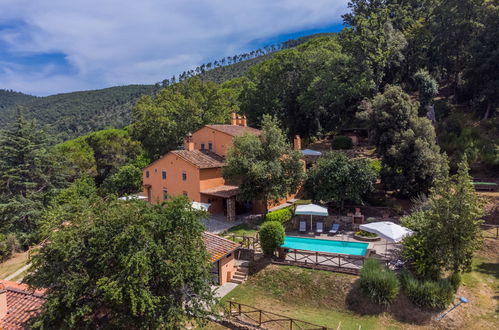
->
238, 303, 241, 316
338, 255, 341, 268
290, 319, 293, 329
316, 251, 318, 265
259, 310, 262, 325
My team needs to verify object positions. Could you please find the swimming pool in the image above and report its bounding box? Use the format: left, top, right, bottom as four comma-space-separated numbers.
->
281, 236, 368, 256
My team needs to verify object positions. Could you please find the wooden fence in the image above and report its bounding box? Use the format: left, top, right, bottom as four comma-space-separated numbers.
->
228, 233, 260, 250
227, 301, 332, 330
482, 224, 499, 239
273, 249, 388, 275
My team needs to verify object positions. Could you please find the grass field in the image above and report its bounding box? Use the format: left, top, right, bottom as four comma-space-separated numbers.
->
216, 235, 498, 330
0, 250, 30, 280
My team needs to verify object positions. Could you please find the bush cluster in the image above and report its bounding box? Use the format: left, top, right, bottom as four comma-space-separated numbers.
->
265, 207, 293, 224
331, 136, 353, 150
355, 230, 378, 238
259, 221, 285, 256
359, 258, 400, 305
400, 271, 455, 310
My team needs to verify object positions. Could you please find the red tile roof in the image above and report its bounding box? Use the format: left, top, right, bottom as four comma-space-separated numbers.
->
203, 232, 239, 263
171, 150, 226, 169
0, 281, 45, 330
205, 124, 261, 136
201, 185, 240, 198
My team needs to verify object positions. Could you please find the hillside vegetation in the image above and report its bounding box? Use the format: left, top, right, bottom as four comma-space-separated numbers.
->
0, 85, 157, 140
0, 89, 36, 109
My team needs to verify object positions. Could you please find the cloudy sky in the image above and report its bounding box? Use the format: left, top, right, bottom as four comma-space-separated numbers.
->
0, 0, 348, 96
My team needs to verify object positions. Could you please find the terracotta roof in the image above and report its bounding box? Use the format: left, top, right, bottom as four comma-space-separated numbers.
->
205, 124, 261, 136
0, 280, 45, 330
201, 185, 240, 198
203, 232, 239, 263
171, 150, 225, 169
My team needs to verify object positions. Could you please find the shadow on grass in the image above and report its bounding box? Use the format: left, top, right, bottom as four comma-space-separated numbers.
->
346, 279, 436, 325
475, 262, 499, 279
248, 257, 272, 276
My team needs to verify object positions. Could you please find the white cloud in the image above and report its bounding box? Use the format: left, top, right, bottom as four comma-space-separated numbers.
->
0, 0, 348, 95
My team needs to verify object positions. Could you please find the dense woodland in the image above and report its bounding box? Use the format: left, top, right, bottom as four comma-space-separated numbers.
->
0, 0, 497, 327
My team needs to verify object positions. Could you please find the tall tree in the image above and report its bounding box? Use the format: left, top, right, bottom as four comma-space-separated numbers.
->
223, 115, 304, 213
130, 77, 237, 160
359, 85, 445, 196
402, 157, 484, 279
305, 151, 378, 209
26, 196, 215, 329
0, 111, 66, 244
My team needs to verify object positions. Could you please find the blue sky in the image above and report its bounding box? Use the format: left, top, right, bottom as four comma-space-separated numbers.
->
0, 1, 349, 96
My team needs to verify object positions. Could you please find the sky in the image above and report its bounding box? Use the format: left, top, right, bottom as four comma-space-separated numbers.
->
0, 0, 349, 96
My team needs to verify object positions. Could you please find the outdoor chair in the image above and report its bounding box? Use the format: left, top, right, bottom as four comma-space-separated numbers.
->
329, 223, 340, 235
316, 222, 324, 234
299, 221, 306, 233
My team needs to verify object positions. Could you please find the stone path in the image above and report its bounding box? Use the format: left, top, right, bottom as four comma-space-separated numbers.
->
201, 215, 242, 234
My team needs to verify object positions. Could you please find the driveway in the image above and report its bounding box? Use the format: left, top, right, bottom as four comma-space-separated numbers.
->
201, 214, 242, 234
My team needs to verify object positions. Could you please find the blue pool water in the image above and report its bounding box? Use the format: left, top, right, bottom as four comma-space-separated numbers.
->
281, 236, 368, 256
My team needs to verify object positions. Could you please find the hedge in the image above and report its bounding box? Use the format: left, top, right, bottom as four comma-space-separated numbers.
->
359, 258, 400, 305
331, 136, 353, 150
265, 207, 293, 224
259, 221, 285, 256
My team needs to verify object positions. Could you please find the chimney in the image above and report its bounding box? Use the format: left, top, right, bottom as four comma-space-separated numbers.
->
293, 135, 301, 151
184, 132, 194, 151
231, 112, 237, 125
241, 115, 247, 127
0, 283, 7, 319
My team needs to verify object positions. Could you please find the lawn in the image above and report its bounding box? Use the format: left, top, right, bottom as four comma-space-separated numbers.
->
221, 223, 258, 239
217, 235, 498, 330
0, 250, 30, 280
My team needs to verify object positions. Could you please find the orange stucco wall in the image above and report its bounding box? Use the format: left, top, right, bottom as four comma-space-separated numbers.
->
143, 153, 201, 203
191, 126, 235, 157
218, 253, 235, 285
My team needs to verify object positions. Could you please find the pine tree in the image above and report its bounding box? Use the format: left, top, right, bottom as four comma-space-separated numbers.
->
0, 110, 66, 243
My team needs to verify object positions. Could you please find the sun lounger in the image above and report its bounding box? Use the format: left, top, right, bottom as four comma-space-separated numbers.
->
299, 221, 306, 233
329, 223, 340, 235
316, 222, 324, 234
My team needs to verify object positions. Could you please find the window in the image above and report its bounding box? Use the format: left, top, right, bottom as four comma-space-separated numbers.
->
208, 142, 213, 151
154, 168, 157, 173
183, 191, 188, 196
145, 170, 149, 178
182, 171, 187, 181
163, 189, 168, 200
201, 143, 205, 150
162, 170, 167, 180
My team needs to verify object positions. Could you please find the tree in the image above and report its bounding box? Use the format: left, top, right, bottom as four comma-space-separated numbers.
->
305, 151, 377, 209
413, 69, 438, 114
402, 157, 484, 279
57, 129, 143, 186
0, 111, 66, 244
223, 115, 304, 213
130, 77, 238, 160
26, 196, 215, 329
359, 85, 445, 196
241, 37, 372, 139
101, 156, 149, 196
259, 221, 285, 256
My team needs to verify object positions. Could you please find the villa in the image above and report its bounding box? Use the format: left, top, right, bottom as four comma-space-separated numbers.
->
142, 113, 300, 220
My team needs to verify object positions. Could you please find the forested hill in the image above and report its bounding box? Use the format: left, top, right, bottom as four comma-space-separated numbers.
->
0, 85, 157, 140
0, 33, 332, 140
0, 89, 37, 109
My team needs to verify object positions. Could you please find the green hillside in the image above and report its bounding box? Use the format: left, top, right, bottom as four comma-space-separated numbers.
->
0, 85, 157, 140
0, 89, 37, 110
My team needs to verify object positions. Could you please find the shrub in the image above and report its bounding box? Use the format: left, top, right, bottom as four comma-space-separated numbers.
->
359, 258, 400, 305
448, 272, 462, 292
259, 221, 285, 256
331, 136, 353, 150
265, 207, 293, 224
0, 233, 19, 261
370, 159, 382, 175
401, 271, 454, 310
355, 230, 377, 238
